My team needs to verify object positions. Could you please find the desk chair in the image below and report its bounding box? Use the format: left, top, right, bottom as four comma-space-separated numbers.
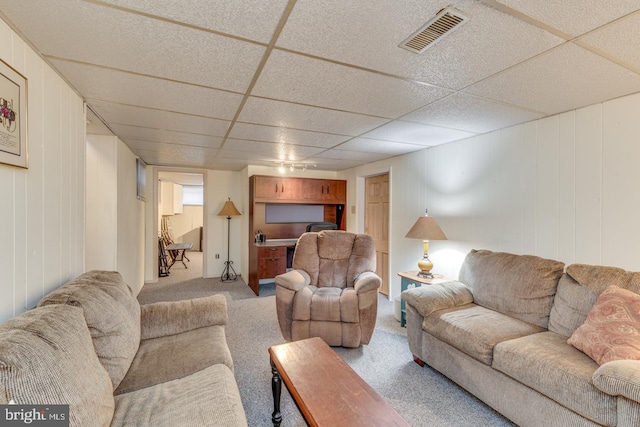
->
306, 222, 338, 232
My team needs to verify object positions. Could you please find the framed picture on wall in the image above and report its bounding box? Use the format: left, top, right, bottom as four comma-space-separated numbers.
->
0, 58, 27, 169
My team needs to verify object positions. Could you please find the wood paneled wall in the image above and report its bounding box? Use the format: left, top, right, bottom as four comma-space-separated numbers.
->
343, 91, 640, 300
0, 19, 86, 322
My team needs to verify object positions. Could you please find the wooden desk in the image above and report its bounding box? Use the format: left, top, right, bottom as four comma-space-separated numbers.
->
166, 243, 193, 269
268, 337, 409, 427
249, 239, 297, 296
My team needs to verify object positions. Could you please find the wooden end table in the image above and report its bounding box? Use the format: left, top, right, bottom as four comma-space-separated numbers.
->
268, 337, 409, 427
398, 271, 452, 327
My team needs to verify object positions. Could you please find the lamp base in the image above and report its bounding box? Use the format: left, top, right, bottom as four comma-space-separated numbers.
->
221, 260, 238, 282
417, 271, 434, 279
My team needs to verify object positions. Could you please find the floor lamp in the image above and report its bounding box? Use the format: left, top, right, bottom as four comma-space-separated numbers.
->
218, 198, 241, 282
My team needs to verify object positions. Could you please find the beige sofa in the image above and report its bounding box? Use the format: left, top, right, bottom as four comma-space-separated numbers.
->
403, 249, 640, 427
0, 270, 247, 427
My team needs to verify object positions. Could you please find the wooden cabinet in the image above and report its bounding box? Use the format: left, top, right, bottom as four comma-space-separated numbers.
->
160, 181, 183, 215
258, 246, 287, 279
301, 179, 346, 203
252, 175, 346, 204
253, 176, 301, 202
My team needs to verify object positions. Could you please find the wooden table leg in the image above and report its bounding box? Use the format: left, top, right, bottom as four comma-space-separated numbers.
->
270, 358, 282, 427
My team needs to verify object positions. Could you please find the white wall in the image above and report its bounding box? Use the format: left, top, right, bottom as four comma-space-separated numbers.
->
343, 91, 640, 301
85, 135, 145, 294
168, 205, 203, 250
85, 135, 117, 270
206, 170, 243, 279
0, 20, 85, 322
117, 141, 145, 294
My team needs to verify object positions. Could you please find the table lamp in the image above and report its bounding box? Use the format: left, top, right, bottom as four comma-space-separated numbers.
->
217, 198, 242, 282
405, 209, 447, 278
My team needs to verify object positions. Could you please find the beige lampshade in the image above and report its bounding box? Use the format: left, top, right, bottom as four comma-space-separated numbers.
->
217, 198, 241, 217
405, 215, 447, 240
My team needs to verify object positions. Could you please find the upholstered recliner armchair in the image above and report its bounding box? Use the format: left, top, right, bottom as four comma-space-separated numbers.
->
275, 230, 381, 348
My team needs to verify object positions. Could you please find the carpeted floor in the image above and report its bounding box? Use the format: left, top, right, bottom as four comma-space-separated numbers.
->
139, 253, 514, 426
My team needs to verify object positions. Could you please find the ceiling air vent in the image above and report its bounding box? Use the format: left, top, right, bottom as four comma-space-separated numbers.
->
399, 6, 469, 53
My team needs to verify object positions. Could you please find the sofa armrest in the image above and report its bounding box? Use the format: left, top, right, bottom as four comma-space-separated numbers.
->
593, 360, 640, 403
275, 269, 310, 292
402, 281, 474, 318
354, 271, 382, 294
140, 294, 227, 340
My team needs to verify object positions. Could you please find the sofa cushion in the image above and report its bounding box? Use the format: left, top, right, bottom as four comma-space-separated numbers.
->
492, 331, 616, 426
0, 305, 115, 427
458, 249, 564, 328
111, 364, 247, 427
549, 263, 640, 338
422, 303, 544, 365
140, 294, 228, 340
568, 285, 640, 365
115, 325, 234, 395
38, 270, 141, 391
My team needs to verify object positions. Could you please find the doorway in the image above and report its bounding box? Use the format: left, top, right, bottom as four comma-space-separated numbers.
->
157, 171, 204, 282
364, 173, 390, 295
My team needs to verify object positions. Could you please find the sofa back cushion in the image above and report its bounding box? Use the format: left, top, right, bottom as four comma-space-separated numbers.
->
293, 231, 376, 288
0, 305, 114, 427
38, 271, 141, 391
549, 264, 640, 337
458, 249, 565, 328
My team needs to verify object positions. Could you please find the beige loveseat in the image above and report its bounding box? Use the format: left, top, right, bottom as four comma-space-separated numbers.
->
0, 270, 247, 427
403, 249, 640, 427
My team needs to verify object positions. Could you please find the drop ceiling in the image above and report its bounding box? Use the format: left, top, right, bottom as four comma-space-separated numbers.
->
1, 0, 639, 172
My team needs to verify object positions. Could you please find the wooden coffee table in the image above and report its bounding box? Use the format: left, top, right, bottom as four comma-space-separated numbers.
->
268, 337, 410, 426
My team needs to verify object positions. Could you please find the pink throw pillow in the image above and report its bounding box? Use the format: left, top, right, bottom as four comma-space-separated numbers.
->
568, 285, 640, 365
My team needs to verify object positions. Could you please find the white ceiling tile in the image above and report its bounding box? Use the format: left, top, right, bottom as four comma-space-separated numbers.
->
465, 43, 640, 115
301, 157, 367, 170
0, 0, 265, 92
401, 93, 545, 133
580, 12, 640, 70
315, 149, 391, 162
89, 100, 230, 136
110, 124, 223, 149
207, 158, 253, 171
136, 148, 217, 168
221, 139, 325, 161
276, 0, 564, 89
97, 0, 290, 43
158, 172, 204, 186
362, 121, 476, 146
2, 0, 640, 171
338, 138, 426, 156
252, 50, 453, 117
228, 123, 349, 148
51, 60, 243, 120
238, 97, 389, 136
495, 0, 640, 37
